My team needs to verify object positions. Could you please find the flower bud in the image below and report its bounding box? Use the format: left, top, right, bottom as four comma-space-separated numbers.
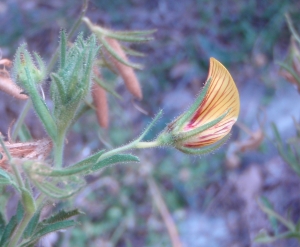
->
13, 45, 46, 87
156, 58, 240, 155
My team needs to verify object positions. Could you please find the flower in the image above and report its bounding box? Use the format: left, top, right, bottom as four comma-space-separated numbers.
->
156, 57, 240, 155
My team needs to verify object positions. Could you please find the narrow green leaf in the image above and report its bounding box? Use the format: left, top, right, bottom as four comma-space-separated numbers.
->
35, 150, 105, 177
0, 169, 11, 181
138, 110, 163, 141
122, 46, 145, 57
285, 13, 300, 45
105, 32, 154, 43
33, 52, 46, 81
90, 153, 139, 173
260, 196, 278, 235
0, 202, 23, 246
42, 209, 83, 225
0, 212, 6, 239
101, 37, 143, 70
94, 77, 122, 99
277, 61, 300, 85
51, 73, 66, 99
32, 179, 83, 199
258, 199, 295, 231
23, 210, 41, 239
0, 178, 11, 185
111, 29, 156, 36
20, 220, 78, 247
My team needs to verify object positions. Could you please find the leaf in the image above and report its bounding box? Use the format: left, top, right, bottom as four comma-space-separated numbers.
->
104, 31, 154, 43
260, 196, 278, 235
42, 209, 83, 225
60, 30, 67, 69
0, 212, 6, 239
20, 220, 78, 247
35, 150, 105, 177
0, 169, 11, 181
50, 73, 66, 99
23, 210, 41, 239
32, 178, 84, 199
254, 230, 275, 243
101, 37, 143, 70
0, 178, 11, 185
0, 202, 24, 246
94, 77, 122, 100
91, 153, 139, 173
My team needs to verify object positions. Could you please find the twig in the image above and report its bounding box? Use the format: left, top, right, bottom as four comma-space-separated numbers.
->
147, 176, 183, 247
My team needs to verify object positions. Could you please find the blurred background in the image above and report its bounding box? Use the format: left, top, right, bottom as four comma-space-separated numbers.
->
1, 0, 300, 246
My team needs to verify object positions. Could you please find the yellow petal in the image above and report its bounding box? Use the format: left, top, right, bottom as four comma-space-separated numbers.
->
183, 57, 240, 147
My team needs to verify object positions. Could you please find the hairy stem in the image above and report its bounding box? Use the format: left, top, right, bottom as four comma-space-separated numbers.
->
7, 212, 33, 247
12, 100, 32, 141
54, 130, 66, 169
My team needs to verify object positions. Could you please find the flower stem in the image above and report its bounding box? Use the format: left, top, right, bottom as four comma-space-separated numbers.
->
135, 141, 160, 149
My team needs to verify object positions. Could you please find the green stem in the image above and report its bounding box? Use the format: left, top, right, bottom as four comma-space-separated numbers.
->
135, 141, 160, 149
12, 101, 32, 142
7, 212, 33, 247
54, 130, 66, 169
97, 140, 159, 163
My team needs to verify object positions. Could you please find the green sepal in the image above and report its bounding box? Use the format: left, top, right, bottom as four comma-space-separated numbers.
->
32, 52, 46, 83
177, 134, 230, 155
175, 109, 229, 143
101, 37, 143, 70
173, 78, 211, 130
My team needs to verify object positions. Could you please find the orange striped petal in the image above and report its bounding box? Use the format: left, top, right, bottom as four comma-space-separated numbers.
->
183, 57, 240, 148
